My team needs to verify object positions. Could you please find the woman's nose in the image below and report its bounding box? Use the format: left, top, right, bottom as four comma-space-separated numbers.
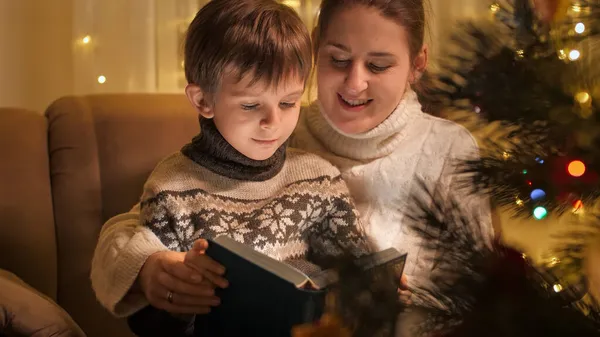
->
344, 63, 368, 94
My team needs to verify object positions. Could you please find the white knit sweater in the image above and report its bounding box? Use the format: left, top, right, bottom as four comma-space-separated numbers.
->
291, 90, 494, 288
90, 90, 493, 317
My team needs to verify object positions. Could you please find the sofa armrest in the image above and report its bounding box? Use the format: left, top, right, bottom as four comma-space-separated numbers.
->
0, 269, 86, 337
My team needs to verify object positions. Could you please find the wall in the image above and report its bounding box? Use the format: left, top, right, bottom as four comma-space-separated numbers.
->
0, 0, 74, 112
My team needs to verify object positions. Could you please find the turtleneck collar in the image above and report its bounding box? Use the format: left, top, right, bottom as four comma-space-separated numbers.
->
305, 90, 423, 161
182, 118, 286, 181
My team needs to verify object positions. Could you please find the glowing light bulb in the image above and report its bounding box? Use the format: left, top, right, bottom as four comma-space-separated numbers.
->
490, 3, 500, 13
516, 49, 524, 58
516, 198, 523, 206
558, 49, 567, 60
575, 23, 585, 34
573, 199, 583, 211
567, 160, 586, 177
530, 189, 546, 201
82, 35, 91, 44
575, 91, 590, 104
569, 50, 581, 61
533, 206, 547, 220
503, 151, 510, 159
553, 283, 563, 293
522, 169, 528, 174
97, 75, 106, 84
572, 5, 581, 13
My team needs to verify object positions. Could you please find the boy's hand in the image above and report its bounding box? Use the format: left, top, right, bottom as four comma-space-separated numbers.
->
184, 239, 229, 289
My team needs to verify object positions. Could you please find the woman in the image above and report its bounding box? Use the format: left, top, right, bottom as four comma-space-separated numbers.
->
91, 0, 493, 321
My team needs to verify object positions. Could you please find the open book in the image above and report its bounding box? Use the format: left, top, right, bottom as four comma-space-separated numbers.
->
194, 235, 407, 337
210, 235, 406, 290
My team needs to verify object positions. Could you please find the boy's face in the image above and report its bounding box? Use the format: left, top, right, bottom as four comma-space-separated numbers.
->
189, 70, 304, 161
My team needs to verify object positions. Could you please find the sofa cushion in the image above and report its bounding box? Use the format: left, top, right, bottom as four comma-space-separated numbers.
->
0, 108, 57, 300
0, 269, 85, 337
45, 94, 198, 337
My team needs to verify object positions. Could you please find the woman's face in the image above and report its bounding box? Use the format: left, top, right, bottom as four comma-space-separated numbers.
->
316, 5, 426, 134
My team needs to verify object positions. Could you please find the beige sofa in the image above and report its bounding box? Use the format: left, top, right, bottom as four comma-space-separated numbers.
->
0, 94, 198, 337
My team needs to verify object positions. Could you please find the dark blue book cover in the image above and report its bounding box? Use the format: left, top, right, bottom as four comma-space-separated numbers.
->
194, 236, 406, 337
194, 237, 326, 337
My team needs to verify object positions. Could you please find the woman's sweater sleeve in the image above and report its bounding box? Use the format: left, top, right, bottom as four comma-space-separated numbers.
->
90, 203, 169, 317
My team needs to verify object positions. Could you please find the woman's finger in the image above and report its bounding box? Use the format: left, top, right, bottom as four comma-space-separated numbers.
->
162, 257, 206, 284
184, 251, 226, 276
157, 270, 217, 298
149, 284, 219, 313
184, 254, 228, 288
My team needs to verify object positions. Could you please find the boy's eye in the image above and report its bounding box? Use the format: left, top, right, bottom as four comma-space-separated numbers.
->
241, 103, 259, 110
280, 102, 297, 109
368, 63, 390, 73
331, 56, 350, 67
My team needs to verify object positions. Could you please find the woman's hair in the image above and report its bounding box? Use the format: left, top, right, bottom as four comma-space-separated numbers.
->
312, 0, 428, 64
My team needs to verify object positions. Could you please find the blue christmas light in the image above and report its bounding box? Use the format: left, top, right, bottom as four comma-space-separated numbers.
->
530, 189, 546, 201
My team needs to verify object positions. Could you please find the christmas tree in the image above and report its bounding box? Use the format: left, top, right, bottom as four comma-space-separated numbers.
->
293, 1, 600, 336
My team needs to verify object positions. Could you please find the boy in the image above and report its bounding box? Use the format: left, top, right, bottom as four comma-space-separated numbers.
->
128, 0, 372, 335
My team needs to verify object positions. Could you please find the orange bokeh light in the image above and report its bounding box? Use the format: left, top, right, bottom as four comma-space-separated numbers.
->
567, 160, 586, 177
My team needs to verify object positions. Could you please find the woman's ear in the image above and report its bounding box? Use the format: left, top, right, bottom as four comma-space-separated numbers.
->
409, 44, 429, 84
185, 84, 214, 118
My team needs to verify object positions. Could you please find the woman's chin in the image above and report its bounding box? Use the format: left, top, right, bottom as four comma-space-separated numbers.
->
327, 116, 374, 135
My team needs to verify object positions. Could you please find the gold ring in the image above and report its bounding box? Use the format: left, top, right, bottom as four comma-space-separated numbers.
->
167, 290, 174, 304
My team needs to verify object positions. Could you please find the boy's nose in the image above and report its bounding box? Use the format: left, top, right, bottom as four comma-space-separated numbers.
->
260, 108, 280, 129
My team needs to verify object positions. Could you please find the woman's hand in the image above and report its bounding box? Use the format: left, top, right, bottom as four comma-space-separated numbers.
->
138, 240, 227, 314
398, 274, 412, 305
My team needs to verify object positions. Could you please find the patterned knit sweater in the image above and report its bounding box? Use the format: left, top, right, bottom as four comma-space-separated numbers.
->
139, 119, 370, 266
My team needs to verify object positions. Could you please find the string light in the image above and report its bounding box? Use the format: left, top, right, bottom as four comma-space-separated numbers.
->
533, 206, 548, 220
575, 91, 591, 104
575, 23, 585, 34
549, 257, 560, 266
553, 283, 564, 293
558, 49, 567, 60
515, 195, 524, 205
82, 35, 91, 44
530, 189, 546, 201
516, 49, 524, 58
97, 75, 107, 84
571, 4, 582, 13
573, 199, 584, 212
567, 160, 586, 177
569, 49, 581, 60
522, 169, 528, 174
490, 3, 500, 13
503, 151, 511, 159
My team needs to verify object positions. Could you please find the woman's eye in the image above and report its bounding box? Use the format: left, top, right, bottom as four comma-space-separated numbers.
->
241, 104, 259, 110
331, 56, 350, 67
280, 102, 297, 109
368, 63, 390, 73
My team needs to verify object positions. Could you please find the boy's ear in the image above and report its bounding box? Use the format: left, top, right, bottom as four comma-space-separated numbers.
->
185, 84, 214, 118
409, 44, 428, 84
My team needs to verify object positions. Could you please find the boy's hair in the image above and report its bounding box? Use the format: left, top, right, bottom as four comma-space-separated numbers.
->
184, 0, 312, 95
